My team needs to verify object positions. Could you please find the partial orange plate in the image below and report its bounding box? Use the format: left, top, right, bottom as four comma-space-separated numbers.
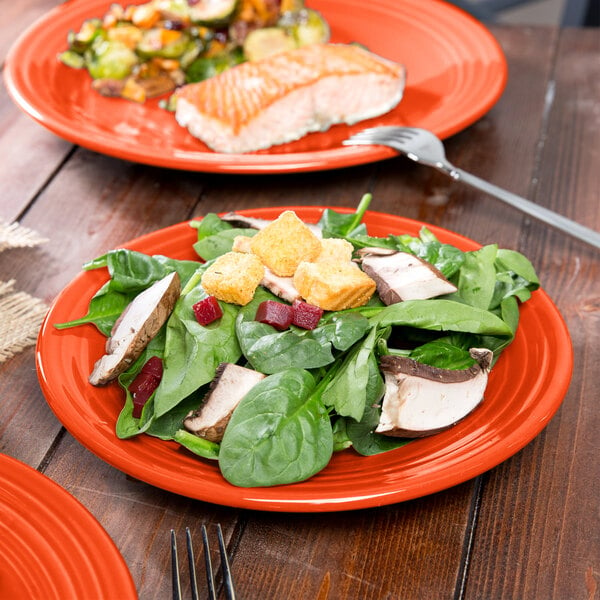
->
0, 453, 136, 598
4, 0, 507, 173
35, 207, 572, 512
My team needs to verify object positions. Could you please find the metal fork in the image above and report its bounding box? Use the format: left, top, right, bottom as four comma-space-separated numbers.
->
171, 525, 236, 600
343, 126, 600, 250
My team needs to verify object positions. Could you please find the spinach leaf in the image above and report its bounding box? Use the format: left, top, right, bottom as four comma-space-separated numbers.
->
87, 249, 199, 293
236, 289, 335, 373
457, 244, 498, 310
57, 250, 201, 333
153, 284, 241, 418
310, 312, 370, 351
55, 282, 135, 335
193, 228, 256, 261
190, 213, 232, 239
368, 299, 513, 337
219, 369, 333, 487
344, 351, 411, 455
409, 338, 476, 370
318, 193, 372, 237
320, 326, 378, 422
237, 321, 334, 374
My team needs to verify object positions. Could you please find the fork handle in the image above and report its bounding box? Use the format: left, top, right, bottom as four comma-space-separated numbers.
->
442, 165, 600, 250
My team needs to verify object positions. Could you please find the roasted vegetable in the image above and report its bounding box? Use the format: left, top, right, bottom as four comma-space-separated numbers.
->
58, 0, 331, 103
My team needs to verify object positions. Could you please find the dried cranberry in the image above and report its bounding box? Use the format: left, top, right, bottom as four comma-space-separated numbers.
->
128, 357, 163, 418
255, 300, 293, 330
163, 19, 185, 31
291, 300, 323, 330
193, 296, 223, 325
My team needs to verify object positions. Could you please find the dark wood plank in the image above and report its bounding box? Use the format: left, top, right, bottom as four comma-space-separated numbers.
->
372, 26, 559, 254
0, 0, 59, 63
464, 28, 600, 600
0, 80, 73, 221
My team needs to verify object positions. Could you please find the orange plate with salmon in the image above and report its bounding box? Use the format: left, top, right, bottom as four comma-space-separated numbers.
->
4, 0, 507, 173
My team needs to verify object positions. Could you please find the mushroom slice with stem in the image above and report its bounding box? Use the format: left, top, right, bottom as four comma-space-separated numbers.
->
89, 271, 180, 386
358, 248, 457, 304
376, 348, 493, 437
183, 363, 266, 442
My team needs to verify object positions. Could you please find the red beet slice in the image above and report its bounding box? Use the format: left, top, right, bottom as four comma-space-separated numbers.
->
255, 300, 293, 330
292, 300, 323, 330
128, 356, 163, 418
193, 295, 223, 325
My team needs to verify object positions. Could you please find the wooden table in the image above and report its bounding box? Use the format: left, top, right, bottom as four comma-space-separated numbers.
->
1, 4, 599, 598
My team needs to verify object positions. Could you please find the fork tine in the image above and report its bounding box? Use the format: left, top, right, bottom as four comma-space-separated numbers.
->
170, 530, 182, 600
201, 525, 217, 600
186, 528, 199, 600
217, 524, 236, 600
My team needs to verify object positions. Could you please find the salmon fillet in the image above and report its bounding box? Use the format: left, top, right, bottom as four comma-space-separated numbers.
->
174, 43, 406, 153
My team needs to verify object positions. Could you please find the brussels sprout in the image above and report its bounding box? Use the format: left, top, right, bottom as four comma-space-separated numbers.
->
87, 39, 139, 80
188, 0, 238, 26
185, 48, 244, 83
58, 50, 86, 69
68, 18, 104, 53
137, 28, 190, 58
243, 27, 296, 62
279, 8, 330, 47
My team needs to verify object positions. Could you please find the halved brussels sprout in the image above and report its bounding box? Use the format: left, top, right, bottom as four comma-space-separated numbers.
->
137, 28, 190, 58
87, 39, 139, 80
189, 0, 238, 26
185, 48, 245, 83
243, 27, 296, 62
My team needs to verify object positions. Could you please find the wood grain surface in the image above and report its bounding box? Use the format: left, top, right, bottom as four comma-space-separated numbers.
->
1, 4, 598, 598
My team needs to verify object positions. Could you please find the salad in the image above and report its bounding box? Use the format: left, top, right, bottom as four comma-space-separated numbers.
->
56, 196, 540, 488
58, 0, 330, 103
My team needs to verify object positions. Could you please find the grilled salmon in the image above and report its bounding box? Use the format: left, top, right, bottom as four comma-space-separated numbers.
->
174, 43, 406, 153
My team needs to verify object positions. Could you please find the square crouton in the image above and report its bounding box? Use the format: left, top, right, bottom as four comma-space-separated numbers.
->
315, 238, 354, 263
293, 261, 376, 311
201, 252, 264, 305
249, 211, 322, 277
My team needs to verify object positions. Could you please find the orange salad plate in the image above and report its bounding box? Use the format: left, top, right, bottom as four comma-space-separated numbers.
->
35, 207, 572, 512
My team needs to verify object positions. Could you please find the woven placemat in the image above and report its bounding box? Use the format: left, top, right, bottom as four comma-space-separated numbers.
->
0, 221, 48, 252
0, 280, 49, 362
0, 221, 49, 362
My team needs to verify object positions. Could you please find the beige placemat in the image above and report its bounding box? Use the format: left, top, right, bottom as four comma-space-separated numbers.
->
0, 221, 48, 252
0, 280, 49, 362
0, 222, 49, 362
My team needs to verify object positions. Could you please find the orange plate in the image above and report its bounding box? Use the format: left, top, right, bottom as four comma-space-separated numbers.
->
4, 0, 507, 173
0, 454, 136, 598
35, 208, 572, 512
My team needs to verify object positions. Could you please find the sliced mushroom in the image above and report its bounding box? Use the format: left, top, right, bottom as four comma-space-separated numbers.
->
358, 249, 457, 304
375, 348, 493, 437
261, 267, 301, 303
89, 272, 180, 386
221, 212, 322, 237
183, 363, 266, 442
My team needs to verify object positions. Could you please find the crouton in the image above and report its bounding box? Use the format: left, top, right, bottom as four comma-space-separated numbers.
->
231, 235, 253, 253
315, 238, 354, 263
293, 261, 376, 311
201, 252, 264, 305
249, 211, 322, 277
